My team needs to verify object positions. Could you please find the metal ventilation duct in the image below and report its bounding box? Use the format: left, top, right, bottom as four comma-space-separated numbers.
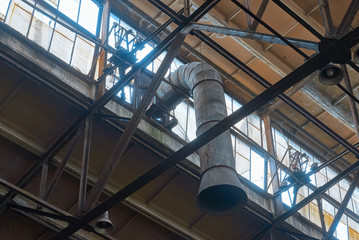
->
156, 62, 248, 215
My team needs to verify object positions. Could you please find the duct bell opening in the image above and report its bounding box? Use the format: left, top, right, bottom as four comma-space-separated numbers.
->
197, 166, 248, 215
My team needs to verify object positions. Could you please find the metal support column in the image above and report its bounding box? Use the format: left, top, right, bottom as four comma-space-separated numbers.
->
342, 64, 359, 140
318, 0, 334, 36
97, 0, 110, 99
244, 0, 252, 29
77, 117, 93, 216
263, 116, 284, 215
183, 0, 190, 17
39, 161, 49, 200
43, 123, 85, 201
317, 198, 327, 235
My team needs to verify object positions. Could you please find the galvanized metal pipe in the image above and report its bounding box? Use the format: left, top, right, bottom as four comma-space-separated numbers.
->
157, 62, 247, 215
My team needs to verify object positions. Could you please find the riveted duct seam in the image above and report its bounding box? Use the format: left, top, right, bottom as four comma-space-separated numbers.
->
156, 62, 248, 215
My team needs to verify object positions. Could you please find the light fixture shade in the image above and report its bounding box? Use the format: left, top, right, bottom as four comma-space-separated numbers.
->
318, 65, 343, 85
94, 211, 114, 234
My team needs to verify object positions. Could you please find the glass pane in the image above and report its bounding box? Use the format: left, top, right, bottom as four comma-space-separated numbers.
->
276, 144, 289, 166
248, 114, 260, 129
108, 14, 119, 48
289, 139, 300, 152
297, 195, 309, 219
309, 201, 321, 226
323, 199, 335, 216
49, 24, 75, 63
44, 0, 58, 8
352, 196, 359, 215
348, 217, 359, 239
281, 187, 294, 207
235, 118, 247, 134
59, 0, 80, 22
28, 10, 54, 49
324, 211, 334, 231
274, 129, 288, 147
8, 3, 32, 36
231, 134, 236, 154
236, 138, 250, 160
248, 123, 261, 146
349, 227, 359, 240
0, 0, 10, 20
78, 0, 98, 35
251, 150, 264, 189
224, 94, 232, 113
236, 154, 250, 179
261, 120, 267, 150
329, 183, 342, 202
233, 99, 241, 111
336, 220, 349, 240
298, 185, 309, 198
71, 35, 94, 74
340, 179, 350, 191
316, 169, 327, 187
326, 167, 337, 180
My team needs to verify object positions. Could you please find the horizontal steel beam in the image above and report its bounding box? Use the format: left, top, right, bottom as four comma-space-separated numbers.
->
8, 203, 73, 223
0, 178, 112, 239
0, 177, 71, 218
191, 22, 318, 50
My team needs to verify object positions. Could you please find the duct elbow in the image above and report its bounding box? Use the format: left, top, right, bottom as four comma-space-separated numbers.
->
155, 62, 222, 111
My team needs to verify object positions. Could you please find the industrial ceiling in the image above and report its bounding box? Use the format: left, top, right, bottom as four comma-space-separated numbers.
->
0, 0, 359, 239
